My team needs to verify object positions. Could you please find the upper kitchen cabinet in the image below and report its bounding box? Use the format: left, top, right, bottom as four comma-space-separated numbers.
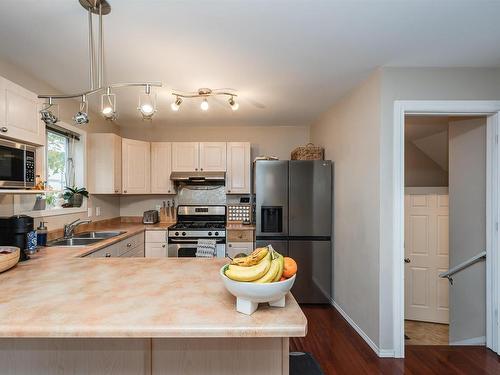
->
0, 76, 45, 146
122, 138, 151, 194
199, 142, 226, 171
151, 142, 174, 194
171, 142, 199, 172
226, 142, 251, 194
88, 133, 122, 194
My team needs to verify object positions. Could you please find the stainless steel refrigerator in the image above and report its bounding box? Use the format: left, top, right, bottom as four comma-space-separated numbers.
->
254, 160, 332, 303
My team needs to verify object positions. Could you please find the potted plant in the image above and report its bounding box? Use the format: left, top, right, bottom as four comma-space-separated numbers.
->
63, 186, 89, 208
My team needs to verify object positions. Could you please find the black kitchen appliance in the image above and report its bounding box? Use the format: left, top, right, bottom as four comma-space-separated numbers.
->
0, 215, 34, 261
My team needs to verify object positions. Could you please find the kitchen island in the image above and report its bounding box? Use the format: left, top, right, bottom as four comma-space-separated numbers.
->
0, 224, 307, 375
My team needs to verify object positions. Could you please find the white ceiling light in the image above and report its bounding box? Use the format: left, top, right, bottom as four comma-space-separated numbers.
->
171, 96, 182, 111
40, 98, 59, 125
200, 98, 209, 111
38, 0, 161, 124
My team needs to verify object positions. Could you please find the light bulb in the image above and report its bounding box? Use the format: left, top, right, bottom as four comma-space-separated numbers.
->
229, 97, 239, 111
102, 106, 114, 117
140, 103, 154, 116
171, 97, 182, 111
200, 98, 209, 111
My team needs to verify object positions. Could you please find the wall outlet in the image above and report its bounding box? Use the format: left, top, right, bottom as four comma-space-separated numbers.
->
95, 206, 101, 217
87, 207, 93, 217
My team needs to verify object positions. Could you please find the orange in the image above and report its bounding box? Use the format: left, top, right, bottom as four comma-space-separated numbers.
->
282, 257, 298, 278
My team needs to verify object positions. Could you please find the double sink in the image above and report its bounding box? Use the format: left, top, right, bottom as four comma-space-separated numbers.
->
47, 231, 126, 247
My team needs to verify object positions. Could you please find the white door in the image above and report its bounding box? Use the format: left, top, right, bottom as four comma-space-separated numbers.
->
122, 138, 151, 194
199, 142, 226, 171
151, 142, 174, 194
171, 142, 199, 172
0, 76, 45, 145
405, 191, 449, 323
226, 142, 251, 194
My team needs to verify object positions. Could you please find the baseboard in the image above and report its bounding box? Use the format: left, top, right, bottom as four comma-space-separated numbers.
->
450, 336, 486, 346
331, 299, 395, 358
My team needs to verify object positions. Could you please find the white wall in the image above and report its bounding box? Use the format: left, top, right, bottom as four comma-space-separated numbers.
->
379, 67, 500, 351
310, 71, 382, 347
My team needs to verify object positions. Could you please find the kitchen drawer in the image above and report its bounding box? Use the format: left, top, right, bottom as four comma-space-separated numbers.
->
88, 245, 119, 258
227, 229, 254, 242
145, 230, 167, 243
117, 233, 144, 256
120, 243, 145, 257
227, 241, 254, 258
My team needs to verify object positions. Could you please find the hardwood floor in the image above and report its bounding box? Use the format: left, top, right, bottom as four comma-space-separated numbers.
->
290, 305, 500, 374
405, 319, 449, 345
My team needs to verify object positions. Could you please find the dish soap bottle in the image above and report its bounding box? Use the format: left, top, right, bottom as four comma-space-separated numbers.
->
36, 221, 48, 247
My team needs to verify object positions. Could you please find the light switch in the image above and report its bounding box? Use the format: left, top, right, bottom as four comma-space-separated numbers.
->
87, 207, 93, 217
95, 206, 101, 217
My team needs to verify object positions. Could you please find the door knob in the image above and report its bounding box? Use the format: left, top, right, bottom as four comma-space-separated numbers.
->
404, 258, 411, 263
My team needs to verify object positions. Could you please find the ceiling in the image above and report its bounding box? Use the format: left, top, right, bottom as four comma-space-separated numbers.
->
1, 1, 500, 128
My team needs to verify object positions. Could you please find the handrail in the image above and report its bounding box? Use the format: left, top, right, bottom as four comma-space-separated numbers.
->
439, 251, 486, 284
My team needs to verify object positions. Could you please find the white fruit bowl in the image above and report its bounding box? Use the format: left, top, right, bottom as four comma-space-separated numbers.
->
220, 265, 296, 315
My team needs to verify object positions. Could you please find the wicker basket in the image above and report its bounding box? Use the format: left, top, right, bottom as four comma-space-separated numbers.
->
291, 143, 324, 160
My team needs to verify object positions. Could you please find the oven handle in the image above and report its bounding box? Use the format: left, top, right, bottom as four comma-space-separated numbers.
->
169, 238, 225, 244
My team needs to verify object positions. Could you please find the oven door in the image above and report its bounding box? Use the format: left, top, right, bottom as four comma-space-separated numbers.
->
168, 238, 226, 258
0, 139, 26, 188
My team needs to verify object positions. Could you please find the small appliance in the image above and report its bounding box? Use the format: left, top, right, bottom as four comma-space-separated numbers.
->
142, 210, 159, 224
0, 215, 35, 261
168, 205, 226, 258
0, 138, 36, 189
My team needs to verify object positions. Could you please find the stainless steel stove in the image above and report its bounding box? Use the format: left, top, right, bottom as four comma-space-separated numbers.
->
167, 205, 226, 258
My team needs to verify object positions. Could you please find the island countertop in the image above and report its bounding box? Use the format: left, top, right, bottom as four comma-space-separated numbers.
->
0, 224, 307, 339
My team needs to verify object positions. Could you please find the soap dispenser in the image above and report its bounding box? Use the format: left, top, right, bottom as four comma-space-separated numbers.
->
36, 221, 48, 247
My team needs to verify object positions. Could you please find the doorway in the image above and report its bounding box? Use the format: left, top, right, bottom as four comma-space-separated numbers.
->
404, 115, 487, 346
392, 101, 500, 358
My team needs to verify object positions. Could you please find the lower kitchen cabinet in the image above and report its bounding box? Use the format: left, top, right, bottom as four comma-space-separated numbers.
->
227, 241, 254, 258
86, 233, 145, 258
145, 230, 168, 258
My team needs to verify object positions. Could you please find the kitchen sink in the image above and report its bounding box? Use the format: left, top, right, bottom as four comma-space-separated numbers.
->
47, 231, 126, 247
73, 231, 126, 239
47, 238, 104, 247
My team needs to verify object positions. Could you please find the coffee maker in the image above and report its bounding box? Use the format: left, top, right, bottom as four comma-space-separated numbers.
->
0, 215, 35, 261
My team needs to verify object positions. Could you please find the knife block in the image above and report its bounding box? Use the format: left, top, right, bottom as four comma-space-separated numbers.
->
159, 207, 170, 223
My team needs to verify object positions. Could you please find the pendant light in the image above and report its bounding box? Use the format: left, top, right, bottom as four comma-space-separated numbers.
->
101, 87, 116, 120
138, 84, 157, 120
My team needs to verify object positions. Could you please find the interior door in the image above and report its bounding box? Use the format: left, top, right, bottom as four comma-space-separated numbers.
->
448, 118, 486, 345
404, 191, 449, 323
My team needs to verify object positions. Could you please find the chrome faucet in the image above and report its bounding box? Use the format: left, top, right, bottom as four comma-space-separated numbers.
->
63, 218, 92, 239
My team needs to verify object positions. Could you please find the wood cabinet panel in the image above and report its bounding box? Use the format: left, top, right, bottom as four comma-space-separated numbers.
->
199, 142, 226, 171
226, 142, 250, 194
151, 142, 174, 194
227, 229, 254, 242
122, 138, 151, 194
171, 142, 199, 172
145, 242, 167, 258
88, 133, 122, 194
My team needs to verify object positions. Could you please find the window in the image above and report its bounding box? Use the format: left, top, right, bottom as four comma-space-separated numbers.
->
45, 130, 70, 209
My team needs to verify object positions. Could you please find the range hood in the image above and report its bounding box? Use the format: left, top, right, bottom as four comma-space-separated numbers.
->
170, 171, 226, 183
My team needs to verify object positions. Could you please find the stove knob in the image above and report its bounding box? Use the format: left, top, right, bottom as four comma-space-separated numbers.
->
208, 232, 212, 236
175, 232, 179, 236
182, 232, 186, 236
215, 232, 219, 236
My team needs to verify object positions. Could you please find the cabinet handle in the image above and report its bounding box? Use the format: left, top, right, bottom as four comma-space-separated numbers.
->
105, 252, 111, 257
114, 190, 119, 193
162, 244, 166, 248
124, 190, 127, 193
200, 168, 203, 171
228, 244, 232, 247
0, 127, 7, 133
195, 168, 198, 171
227, 190, 231, 193
127, 243, 132, 247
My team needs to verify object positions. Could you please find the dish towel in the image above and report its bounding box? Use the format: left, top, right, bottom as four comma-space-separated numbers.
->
196, 239, 217, 258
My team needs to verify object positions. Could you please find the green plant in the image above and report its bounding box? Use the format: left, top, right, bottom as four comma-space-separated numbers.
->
63, 186, 89, 201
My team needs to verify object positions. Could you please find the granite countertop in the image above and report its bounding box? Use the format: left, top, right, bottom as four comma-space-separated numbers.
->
0, 223, 306, 339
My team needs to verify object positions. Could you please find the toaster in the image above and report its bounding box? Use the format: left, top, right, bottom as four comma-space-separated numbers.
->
142, 210, 159, 224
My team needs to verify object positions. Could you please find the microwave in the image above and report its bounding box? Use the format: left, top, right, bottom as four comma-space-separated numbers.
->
0, 138, 36, 189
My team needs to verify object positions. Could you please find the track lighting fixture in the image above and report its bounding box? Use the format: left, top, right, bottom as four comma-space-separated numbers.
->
228, 96, 239, 111
171, 96, 182, 111
200, 98, 209, 111
40, 98, 59, 125
138, 84, 157, 120
73, 95, 90, 126
101, 87, 116, 120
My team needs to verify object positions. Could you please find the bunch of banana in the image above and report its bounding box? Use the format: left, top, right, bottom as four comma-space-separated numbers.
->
230, 247, 269, 267
225, 246, 285, 283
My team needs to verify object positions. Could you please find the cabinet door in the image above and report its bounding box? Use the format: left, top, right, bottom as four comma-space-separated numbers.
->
88, 133, 122, 194
145, 242, 168, 258
171, 142, 199, 172
199, 142, 226, 172
0, 76, 45, 145
226, 142, 250, 194
122, 138, 151, 194
151, 142, 174, 194
227, 242, 254, 258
